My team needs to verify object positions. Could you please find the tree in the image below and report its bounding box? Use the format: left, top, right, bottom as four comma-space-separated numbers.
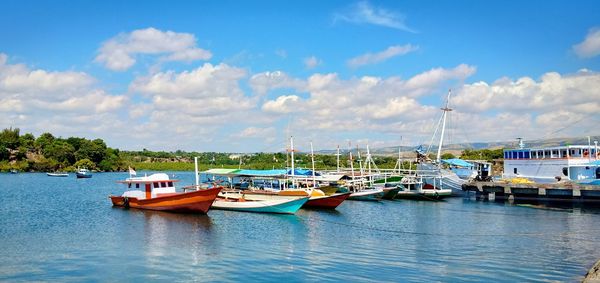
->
74, 158, 96, 170
19, 133, 35, 150
35, 133, 55, 152
0, 127, 20, 149
441, 153, 456, 160
43, 140, 76, 164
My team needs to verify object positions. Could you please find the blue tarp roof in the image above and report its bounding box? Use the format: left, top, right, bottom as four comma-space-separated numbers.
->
442, 158, 474, 167
232, 168, 320, 177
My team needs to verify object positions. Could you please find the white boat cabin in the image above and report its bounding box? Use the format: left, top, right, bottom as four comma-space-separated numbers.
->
119, 173, 178, 199
503, 144, 600, 182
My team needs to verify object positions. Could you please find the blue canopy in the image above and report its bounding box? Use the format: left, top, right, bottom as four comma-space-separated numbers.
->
289, 168, 320, 176
442, 158, 474, 167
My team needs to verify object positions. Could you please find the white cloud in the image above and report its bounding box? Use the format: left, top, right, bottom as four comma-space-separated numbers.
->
347, 44, 418, 68
233, 127, 276, 138
333, 1, 416, 33
262, 95, 303, 114
95, 27, 212, 71
304, 56, 322, 69
573, 28, 600, 58
0, 53, 127, 141
249, 71, 305, 95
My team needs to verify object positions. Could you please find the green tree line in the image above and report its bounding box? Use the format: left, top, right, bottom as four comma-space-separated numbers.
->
1, 127, 504, 172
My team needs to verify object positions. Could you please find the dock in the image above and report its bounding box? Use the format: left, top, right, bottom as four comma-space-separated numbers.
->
462, 181, 600, 202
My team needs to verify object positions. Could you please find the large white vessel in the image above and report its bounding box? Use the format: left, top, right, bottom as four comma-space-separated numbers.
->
503, 139, 600, 183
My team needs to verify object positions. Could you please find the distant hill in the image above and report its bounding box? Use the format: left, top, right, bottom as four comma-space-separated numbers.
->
315, 135, 600, 156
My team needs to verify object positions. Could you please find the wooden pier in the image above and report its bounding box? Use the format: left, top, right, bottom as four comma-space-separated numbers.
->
462, 181, 600, 202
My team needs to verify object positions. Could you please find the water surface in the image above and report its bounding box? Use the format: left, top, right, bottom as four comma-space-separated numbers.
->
1, 172, 599, 282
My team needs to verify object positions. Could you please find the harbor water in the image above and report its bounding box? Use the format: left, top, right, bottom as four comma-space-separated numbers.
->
1, 172, 600, 282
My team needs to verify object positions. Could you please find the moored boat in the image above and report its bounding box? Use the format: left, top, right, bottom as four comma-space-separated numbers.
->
109, 173, 221, 213
75, 168, 92, 178
303, 192, 352, 209
380, 185, 402, 200
212, 192, 309, 214
47, 172, 69, 177
347, 187, 384, 201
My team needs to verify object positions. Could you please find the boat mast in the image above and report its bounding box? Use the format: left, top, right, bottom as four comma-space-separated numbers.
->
336, 145, 341, 172
436, 89, 453, 164
310, 141, 316, 188
194, 156, 199, 187
290, 136, 296, 188
348, 142, 356, 191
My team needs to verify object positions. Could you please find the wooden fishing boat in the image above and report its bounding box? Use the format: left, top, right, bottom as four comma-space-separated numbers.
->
303, 192, 351, 209
212, 192, 309, 214
348, 187, 384, 201
380, 186, 402, 200
109, 173, 221, 213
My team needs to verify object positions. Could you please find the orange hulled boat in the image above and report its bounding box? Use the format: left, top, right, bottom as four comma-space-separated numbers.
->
109, 173, 221, 214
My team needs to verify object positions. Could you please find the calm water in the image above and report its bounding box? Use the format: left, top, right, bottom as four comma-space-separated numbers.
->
1, 172, 600, 282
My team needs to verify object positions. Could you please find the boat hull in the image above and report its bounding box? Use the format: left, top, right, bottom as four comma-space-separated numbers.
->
212, 197, 309, 214
109, 187, 221, 214
381, 187, 402, 200
47, 173, 69, 177
395, 189, 452, 200
348, 188, 385, 201
303, 192, 351, 209
76, 173, 92, 178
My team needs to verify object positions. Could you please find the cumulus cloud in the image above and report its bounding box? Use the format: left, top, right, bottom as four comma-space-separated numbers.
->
304, 56, 322, 69
259, 64, 475, 141
573, 28, 600, 58
233, 127, 276, 138
333, 1, 416, 33
347, 44, 418, 68
127, 63, 267, 148
453, 69, 600, 114
0, 53, 127, 141
95, 27, 212, 71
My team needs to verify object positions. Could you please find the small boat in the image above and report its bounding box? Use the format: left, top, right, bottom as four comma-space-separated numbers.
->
303, 192, 351, 209
347, 187, 385, 201
394, 176, 452, 200
9, 169, 18, 174
213, 191, 309, 214
75, 168, 92, 178
47, 172, 69, 177
109, 173, 221, 213
380, 185, 402, 200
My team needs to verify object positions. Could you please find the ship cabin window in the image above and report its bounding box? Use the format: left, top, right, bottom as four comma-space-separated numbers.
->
135, 183, 140, 189
552, 150, 558, 158
153, 182, 159, 188
128, 183, 132, 188
514, 168, 518, 174
571, 149, 575, 155
562, 167, 568, 176
504, 152, 508, 159
518, 152, 524, 159
562, 150, 568, 157
524, 151, 530, 158
167, 182, 173, 187
160, 182, 167, 188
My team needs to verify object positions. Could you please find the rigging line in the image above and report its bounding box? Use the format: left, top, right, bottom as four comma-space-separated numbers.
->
536, 115, 587, 140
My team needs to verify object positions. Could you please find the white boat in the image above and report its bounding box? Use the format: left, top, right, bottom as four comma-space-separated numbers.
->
47, 172, 69, 177
395, 175, 452, 200
416, 90, 468, 196
212, 191, 309, 214
503, 139, 600, 184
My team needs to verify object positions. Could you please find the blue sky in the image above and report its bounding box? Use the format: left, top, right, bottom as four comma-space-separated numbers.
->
1, 0, 600, 152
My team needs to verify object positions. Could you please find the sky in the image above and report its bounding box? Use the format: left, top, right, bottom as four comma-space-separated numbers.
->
1, 0, 600, 152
